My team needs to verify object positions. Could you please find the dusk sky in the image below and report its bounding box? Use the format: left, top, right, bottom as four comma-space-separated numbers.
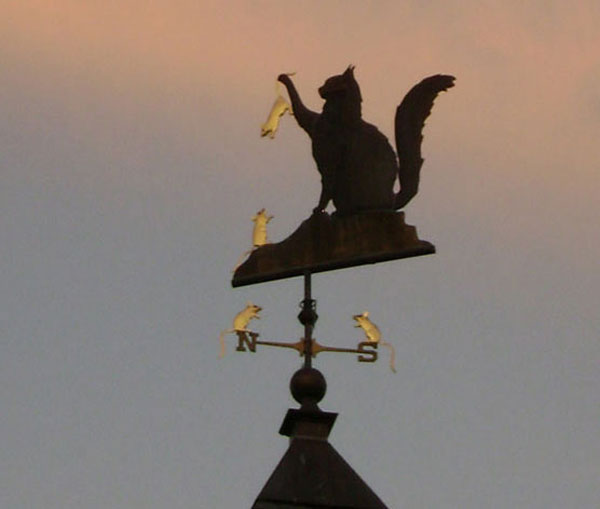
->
2, 2, 599, 507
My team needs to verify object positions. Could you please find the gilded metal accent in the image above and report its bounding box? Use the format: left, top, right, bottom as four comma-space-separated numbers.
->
260, 74, 295, 139
232, 209, 273, 272
218, 302, 262, 358
260, 94, 292, 139
232, 331, 379, 364
353, 311, 396, 372
235, 331, 304, 355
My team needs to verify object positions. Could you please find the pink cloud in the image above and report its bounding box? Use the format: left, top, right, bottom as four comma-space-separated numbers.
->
3, 1, 598, 186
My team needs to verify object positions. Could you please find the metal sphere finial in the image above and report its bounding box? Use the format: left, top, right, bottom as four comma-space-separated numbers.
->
290, 367, 326, 406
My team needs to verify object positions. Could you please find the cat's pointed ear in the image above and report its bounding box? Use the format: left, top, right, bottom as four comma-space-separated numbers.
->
344, 65, 355, 78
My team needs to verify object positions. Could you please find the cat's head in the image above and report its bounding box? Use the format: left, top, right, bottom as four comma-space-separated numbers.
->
318, 65, 362, 103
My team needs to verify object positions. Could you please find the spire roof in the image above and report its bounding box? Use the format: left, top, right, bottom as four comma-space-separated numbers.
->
252, 368, 389, 508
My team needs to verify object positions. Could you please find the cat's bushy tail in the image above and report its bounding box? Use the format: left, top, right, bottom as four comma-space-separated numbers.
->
394, 75, 455, 209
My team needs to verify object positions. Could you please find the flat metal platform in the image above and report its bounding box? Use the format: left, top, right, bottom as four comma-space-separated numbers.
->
232, 211, 434, 287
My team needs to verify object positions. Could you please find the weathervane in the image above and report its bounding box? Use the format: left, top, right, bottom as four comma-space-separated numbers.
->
223, 65, 454, 507
223, 65, 454, 372
220, 302, 386, 367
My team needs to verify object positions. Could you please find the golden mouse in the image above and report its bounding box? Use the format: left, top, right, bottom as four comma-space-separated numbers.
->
219, 302, 262, 358
353, 311, 396, 373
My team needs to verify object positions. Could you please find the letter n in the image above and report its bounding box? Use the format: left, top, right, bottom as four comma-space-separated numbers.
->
236, 331, 258, 352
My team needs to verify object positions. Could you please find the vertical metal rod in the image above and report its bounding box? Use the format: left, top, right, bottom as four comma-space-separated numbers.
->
298, 270, 317, 368
303, 271, 312, 368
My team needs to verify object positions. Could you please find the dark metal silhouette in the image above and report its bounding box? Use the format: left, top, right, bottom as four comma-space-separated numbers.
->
227, 273, 380, 364
227, 68, 457, 506
278, 66, 455, 215
232, 67, 455, 286
253, 368, 389, 508
232, 209, 434, 287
